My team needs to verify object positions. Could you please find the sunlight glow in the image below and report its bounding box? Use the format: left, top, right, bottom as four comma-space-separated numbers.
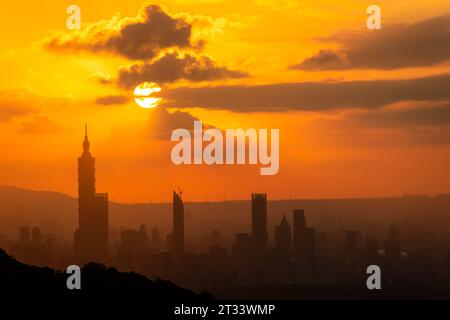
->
134, 82, 161, 109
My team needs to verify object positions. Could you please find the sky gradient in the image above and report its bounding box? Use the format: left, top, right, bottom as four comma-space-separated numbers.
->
1, 0, 450, 202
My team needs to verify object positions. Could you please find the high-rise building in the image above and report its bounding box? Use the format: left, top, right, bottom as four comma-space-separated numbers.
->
117, 225, 148, 269
305, 227, 315, 262
31, 227, 42, 246
251, 193, 268, 257
173, 190, 184, 255
344, 230, 358, 256
151, 226, 160, 250
386, 224, 401, 261
74, 125, 109, 263
231, 233, 252, 277
275, 214, 292, 259
293, 209, 306, 262
120, 225, 147, 254
19, 226, 30, 246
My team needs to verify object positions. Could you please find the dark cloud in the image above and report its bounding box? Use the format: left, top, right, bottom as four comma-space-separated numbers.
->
19, 116, 65, 134
346, 102, 450, 128
0, 91, 36, 121
290, 49, 350, 71
147, 107, 211, 140
45, 5, 247, 86
118, 52, 248, 89
87, 72, 113, 85
407, 127, 450, 146
160, 73, 450, 112
292, 15, 450, 70
95, 94, 130, 105
0, 104, 33, 121
44, 5, 194, 60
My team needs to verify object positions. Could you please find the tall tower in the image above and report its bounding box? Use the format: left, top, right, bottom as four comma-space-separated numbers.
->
275, 214, 292, 259
293, 209, 306, 262
172, 190, 184, 255
74, 124, 108, 263
251, 193, 268, 259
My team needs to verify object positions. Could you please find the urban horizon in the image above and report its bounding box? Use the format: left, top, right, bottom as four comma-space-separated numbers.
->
1, 130, 450, 301
1, 0, 450, 307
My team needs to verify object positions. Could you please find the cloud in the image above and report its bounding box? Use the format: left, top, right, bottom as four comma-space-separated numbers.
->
147, 107, 209, 140
290, 49, 350, 71
0, 104, 33, 121
0, 90, 37, 121
160, 73, 450, 112
325, 104, 450, 146
95, 94, 130, 105
44, 5, 195, 60
346, 102, 450, 128
19, 116, 64, 134
45, 5, 247, 86
87, 72, 113, 85
117, 52, 248, 88
292, 15, 450, 70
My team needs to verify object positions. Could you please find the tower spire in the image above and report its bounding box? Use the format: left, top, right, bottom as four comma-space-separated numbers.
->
83, 123, 90, 154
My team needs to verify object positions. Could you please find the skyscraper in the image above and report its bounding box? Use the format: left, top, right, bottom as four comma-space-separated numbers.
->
293, 209, 306, 262
173, 190, 184, 255
31, 227, 42, 246
19, 226, 30, 246
251, 193, 268, 258
151, 226, 160, 251
386, 224, 401, 262
74, 125, 108, 263
275, 214, 292, 259
305, 227, 315, 262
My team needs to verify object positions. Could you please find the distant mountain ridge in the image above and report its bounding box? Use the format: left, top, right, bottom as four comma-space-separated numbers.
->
0, 185, 449, 243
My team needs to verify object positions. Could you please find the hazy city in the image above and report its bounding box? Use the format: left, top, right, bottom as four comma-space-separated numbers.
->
1, 131, 450, 300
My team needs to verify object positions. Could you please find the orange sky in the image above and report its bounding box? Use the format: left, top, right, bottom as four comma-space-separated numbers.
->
1, 0, 450, 202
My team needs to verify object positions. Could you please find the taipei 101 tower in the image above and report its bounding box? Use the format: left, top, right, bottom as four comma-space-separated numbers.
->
74, 124, 109, 263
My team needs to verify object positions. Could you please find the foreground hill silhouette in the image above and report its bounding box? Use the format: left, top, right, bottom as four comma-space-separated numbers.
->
0, 249, 213, 302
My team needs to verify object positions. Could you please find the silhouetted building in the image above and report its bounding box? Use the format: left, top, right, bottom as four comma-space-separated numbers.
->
232, 233, 253, 283
344, 230, 364, 269
275, 214, 292, 259
74, 125, 109, 263
365, 239, 378, 264
151, 226, 160, 251
344, 230, 358, 258
173, 191, 184, 255
166, 233, 174, 252
209, 244, 230, 271
32, 227, 42, 246
251, 193, 268, 259
211, 230, 223, 246
293, 209, 306, 262
11, 226, 51, 267
19, 226, 30, 246
120, 225, 147, 253
117, 225, 148, 270
386, 224, 401, 262
305, 227, 315, 263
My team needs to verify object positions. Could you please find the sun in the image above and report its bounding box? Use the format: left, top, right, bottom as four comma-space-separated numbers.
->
134, 82, 161, 109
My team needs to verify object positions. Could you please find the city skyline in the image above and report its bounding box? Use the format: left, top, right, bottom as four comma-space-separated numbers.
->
2, 0, 450, 307
1, 128, 450, 300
